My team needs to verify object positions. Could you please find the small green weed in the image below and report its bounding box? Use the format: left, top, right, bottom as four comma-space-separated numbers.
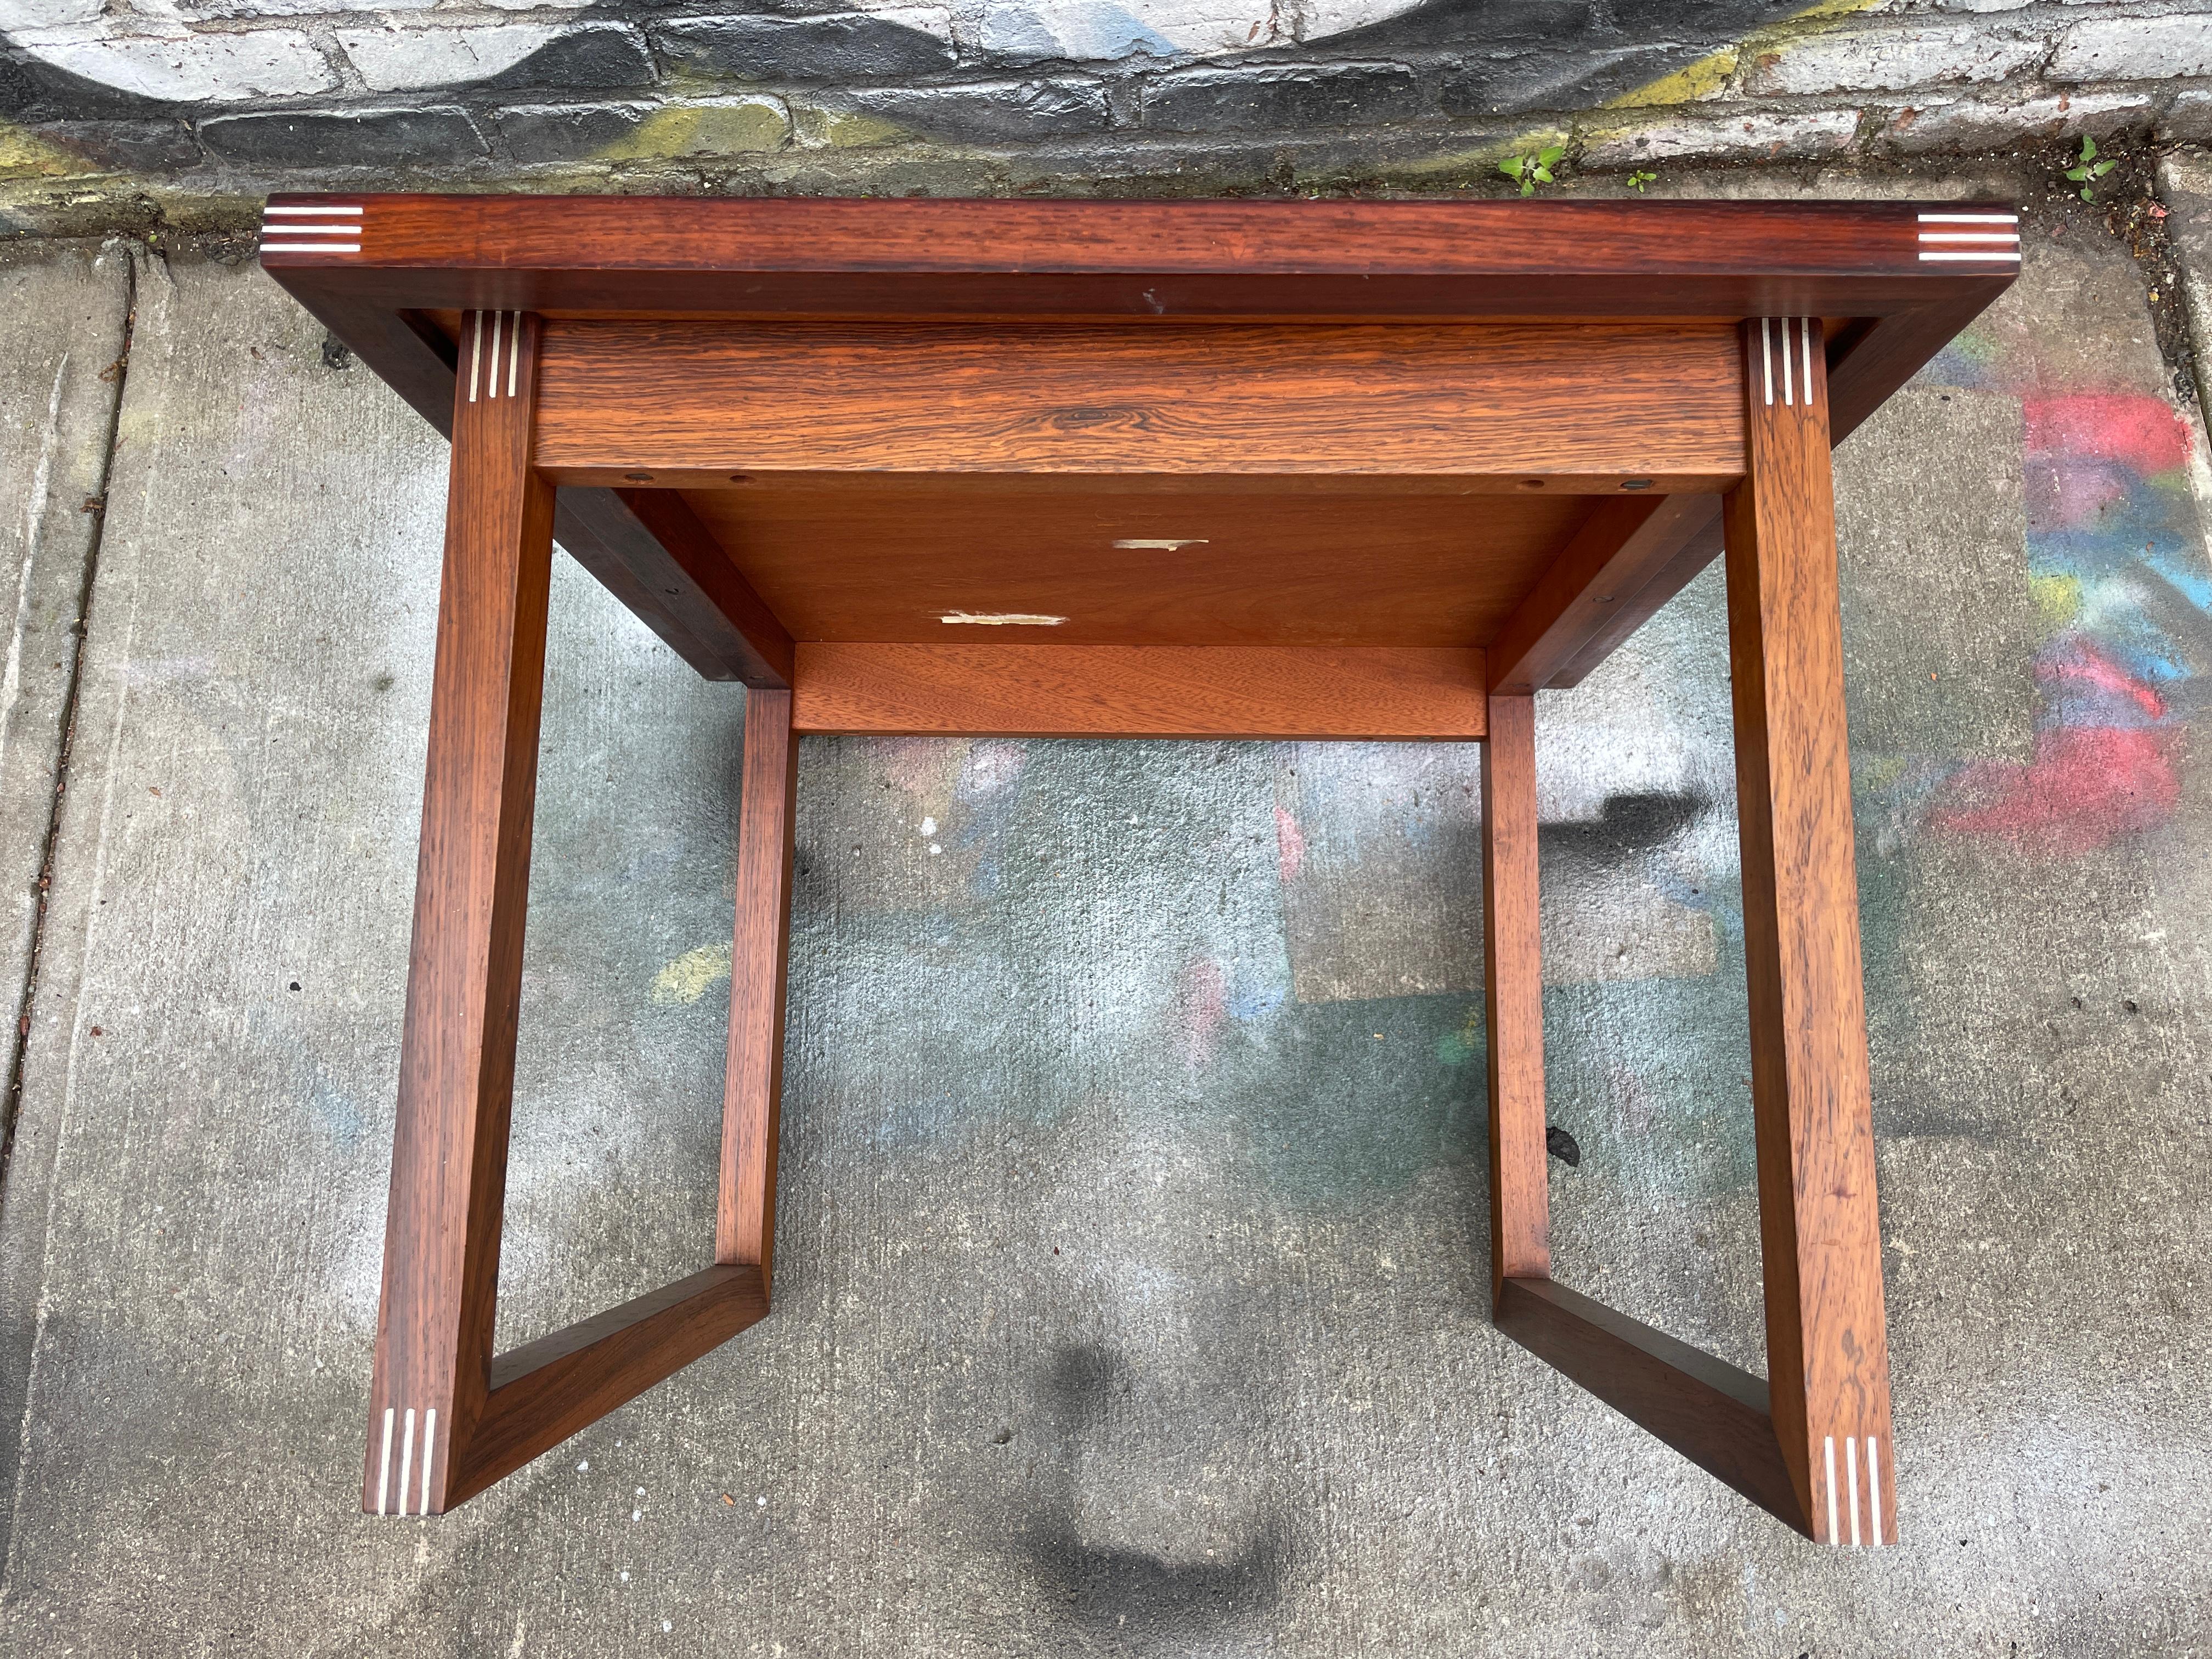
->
2064, 135, 2117, 202
1626, 170, 1657, 193
1499, 145, 1565, 198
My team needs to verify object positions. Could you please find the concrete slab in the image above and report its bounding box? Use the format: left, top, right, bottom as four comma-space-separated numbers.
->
0, 238, 129, 1105
1, 167, 2210, 1656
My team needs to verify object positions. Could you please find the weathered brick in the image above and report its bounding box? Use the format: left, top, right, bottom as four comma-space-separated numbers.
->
654, 12, 957, 83
338, 22, 653, 93
27, 119, 202, 174
493, 100, 650, 165
1581, 108, 1859, 170
608, 97, 792, 157
2050, 14, 2212, 84
2163, 89, 2212, 144
1742, 24, 2045, 96
337, 24, 557, 92
198, 104, 486, 167
835, 78, 1110, 142
1138, 61, 1423, 133
1443, 44, 1735, 121
975, 5, 1176, 65
1874, 88, 2153, 156
13, 28, 336, 103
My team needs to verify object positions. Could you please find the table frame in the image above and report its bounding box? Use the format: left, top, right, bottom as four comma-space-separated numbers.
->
262, 198, 2017, 1539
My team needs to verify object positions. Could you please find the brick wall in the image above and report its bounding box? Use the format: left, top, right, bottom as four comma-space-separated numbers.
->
3, 1, 2209, 222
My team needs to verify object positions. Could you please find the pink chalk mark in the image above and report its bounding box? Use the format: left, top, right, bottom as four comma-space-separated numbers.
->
1934, 725, 2179, 855
2037, 638, 2167, 721
1175, 957, 1228, 1066
2025, 457, 2128, 532
2023, 395, 2191, 475
1274, 806, 1306, 884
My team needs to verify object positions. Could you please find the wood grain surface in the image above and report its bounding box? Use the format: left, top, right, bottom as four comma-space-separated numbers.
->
719, 690, 798, 1281
362, 309, 555, 1518
1495, 1278, 1804, 1531
533, 320, 1745, 481
556, 488, 792, 686
792, 642, 1488, 738
1481, 694, 1549, 1297
262, 195, 2019, 326
1723, 315, 1895, 1547
1487, 495, 1718, 693
458, 1266, 768, 1507
684, 477, 1594, 649
265, 195, 2017, 695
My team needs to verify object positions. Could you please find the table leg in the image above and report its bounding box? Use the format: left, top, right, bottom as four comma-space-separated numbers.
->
360, 313, 773, 1517
362, 310, 555, 1517
1724, 315, 1896, 1547
719, 688, 798, 1286
1482, 693, 1549, 1302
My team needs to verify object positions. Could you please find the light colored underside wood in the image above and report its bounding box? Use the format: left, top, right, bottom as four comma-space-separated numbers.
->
678, 477, 1594, 648
792, 643, 1489, 739
533, 320, 1746, 482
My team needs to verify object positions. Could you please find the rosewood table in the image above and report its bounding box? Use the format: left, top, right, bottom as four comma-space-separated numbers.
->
261, 193, 2017, 1541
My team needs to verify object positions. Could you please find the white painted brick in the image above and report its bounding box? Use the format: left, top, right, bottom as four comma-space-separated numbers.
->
2050, 13, 2212, 82
1582, 108, 1860, 169
1742, 24, 2046, 95
337, 23, 563, 93
1874, 87, 2153, 154
7, 27, 337, 103
157, 0, 438, 16
0, 0, 100, 30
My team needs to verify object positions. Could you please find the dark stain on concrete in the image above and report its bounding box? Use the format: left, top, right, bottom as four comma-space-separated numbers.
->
1023, 1342, 1290, 1643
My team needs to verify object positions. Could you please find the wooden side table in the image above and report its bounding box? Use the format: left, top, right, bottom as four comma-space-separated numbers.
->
263, 195, 2016, 1539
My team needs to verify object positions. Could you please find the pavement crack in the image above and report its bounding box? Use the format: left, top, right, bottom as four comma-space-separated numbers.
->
0, 243, 138, 1207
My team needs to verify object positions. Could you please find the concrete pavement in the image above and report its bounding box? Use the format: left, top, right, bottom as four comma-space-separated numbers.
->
1, 159, 2210, 1655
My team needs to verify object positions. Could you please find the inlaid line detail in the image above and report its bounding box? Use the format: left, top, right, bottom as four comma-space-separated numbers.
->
1847, 1435, 1863, 1545
375, 1406, 394, 1516
397, 1408, 417, 1520
467, 312, 527, 404
420, 1408, 438, 1516
1916, 211, 2020, 263
1758, 318, 1817, 409
259, 201, 363, 256
1822, 1433, 1840, 1557
1867, 1436, 1885, 1547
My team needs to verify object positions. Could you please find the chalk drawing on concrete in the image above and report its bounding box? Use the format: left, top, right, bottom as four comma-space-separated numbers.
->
1913, 328, 2212, 855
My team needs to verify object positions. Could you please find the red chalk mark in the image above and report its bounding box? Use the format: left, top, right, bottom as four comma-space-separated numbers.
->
1933, 725, 2179, 854
2037, 638, 2167, 721
2023, 395, 2191, 474
1176, 957, 1228, 1066
1274, 805, 1306, 884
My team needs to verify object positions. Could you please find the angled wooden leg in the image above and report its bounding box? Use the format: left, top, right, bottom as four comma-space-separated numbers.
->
719, 688, 799, 1286
1724, 314, 1894, 1547
1487, 319, 1894, 1547
363, 311, 771, 1518
1481, 693, 1549, 1302
363, 309, 556, 1517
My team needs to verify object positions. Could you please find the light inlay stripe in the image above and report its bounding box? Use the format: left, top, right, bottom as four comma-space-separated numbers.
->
1847, 1435, 1862, 1545
420, 1408, 438, 1516
376, 1407, 394, 1516
1824, 1435, 1839, 1546
398, 1408, 416, 1520
1867, 1437, 1884, 1546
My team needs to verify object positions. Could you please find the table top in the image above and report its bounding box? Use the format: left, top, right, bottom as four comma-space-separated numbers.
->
261, 195, 2018, 706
